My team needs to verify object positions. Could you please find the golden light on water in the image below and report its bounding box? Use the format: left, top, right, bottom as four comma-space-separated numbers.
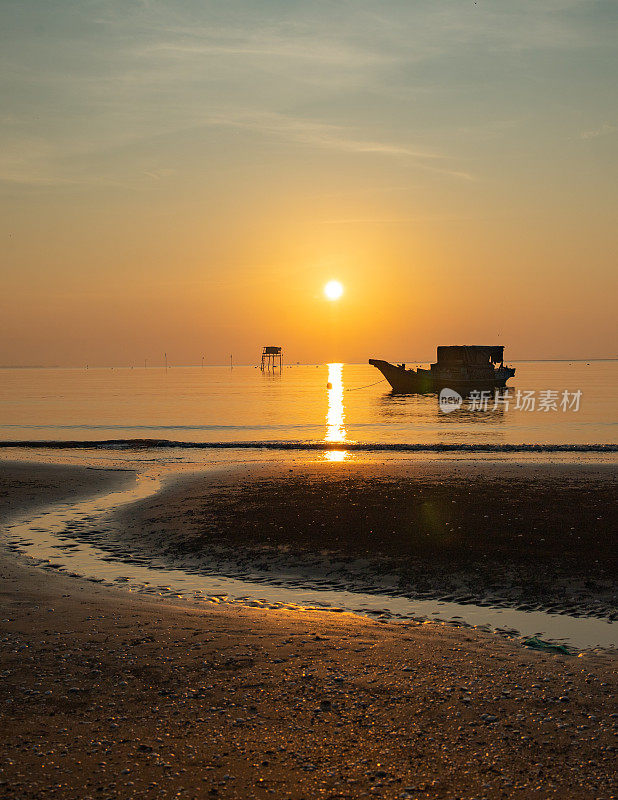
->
324, 280, 344, 301
325, 362, 347, 462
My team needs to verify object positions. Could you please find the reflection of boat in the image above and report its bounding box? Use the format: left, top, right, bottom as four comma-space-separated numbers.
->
369, 345, 515, 393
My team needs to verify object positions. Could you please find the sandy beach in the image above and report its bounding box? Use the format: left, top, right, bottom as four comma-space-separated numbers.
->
0, 459, 616, 800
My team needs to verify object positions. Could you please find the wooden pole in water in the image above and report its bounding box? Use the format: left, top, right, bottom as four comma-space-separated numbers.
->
164, 352, 168, 370
230, 354, 233, 369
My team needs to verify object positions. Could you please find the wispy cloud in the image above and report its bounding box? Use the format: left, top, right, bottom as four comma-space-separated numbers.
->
580, 123, 617, 140
317, 215, 470, 225
206, 111, 437, 158
0, 108, 472, 187
0, 138, 68, 186
142, 167, 175, 180
202, 111, 473, 179
0, 0, 612, 190
143, 33, 390, 68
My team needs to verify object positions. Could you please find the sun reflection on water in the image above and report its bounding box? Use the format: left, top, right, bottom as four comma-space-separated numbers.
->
325, 363, 347, 462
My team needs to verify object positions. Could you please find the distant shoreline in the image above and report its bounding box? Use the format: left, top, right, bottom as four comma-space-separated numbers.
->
1, 358, 617, 370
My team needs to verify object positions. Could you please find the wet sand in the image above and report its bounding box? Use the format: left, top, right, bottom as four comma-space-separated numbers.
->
111, 461, 618, 619
0, 460, 617, 800
0, 459, 134, 518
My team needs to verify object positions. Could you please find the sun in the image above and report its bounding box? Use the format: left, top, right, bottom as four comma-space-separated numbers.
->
324, 280, 344, 301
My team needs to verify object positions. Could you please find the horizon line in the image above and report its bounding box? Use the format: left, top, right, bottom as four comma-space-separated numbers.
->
1, 357, 617, 370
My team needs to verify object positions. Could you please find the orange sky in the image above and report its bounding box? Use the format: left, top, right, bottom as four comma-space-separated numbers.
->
1, 1, 616, 366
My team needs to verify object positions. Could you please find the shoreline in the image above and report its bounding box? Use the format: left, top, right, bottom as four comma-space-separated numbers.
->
1, 439, 617, 452
0, 459, 617, 799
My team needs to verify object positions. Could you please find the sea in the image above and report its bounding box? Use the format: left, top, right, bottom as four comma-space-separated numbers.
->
0, 360, 616, 453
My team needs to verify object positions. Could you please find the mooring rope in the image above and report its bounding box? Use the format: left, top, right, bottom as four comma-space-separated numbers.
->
345, 378, 387, 392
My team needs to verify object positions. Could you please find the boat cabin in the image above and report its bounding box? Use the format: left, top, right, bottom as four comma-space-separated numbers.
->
434, 345, 504, 368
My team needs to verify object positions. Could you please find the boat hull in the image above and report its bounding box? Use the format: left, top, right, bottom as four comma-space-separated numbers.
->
368, 359, 515, 394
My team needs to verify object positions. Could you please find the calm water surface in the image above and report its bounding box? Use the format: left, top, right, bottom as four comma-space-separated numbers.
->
0, 361, 616, 448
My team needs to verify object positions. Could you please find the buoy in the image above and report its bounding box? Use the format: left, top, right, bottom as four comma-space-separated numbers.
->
326, 382, 332, 389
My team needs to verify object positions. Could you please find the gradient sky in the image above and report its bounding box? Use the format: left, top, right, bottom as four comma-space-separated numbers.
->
1, 0, 616, 366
